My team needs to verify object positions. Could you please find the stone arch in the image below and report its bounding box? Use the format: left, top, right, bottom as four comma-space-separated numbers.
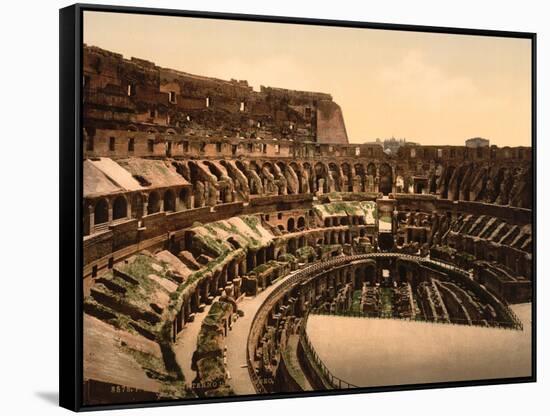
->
287, 217, 295, 232
367, 162, 377, 177
277, 161, 297, 194
164, 189, 176, 212
112, 195, 128, 220
235, 160, 248, 176
94, 198, 109, 224
354, 163, 366, 192
248, 161, 263, 195
289, 162, 303, 193
203, 161, 223, 180
314, 162, 328, 193
328, 162, 342, 192
395, 175, 405, 193
148, 191, 161, 214
379, 163, 393, 195
341, 162, 353, 192
288, 238, 297, 254
297, 216, 306, 229
442, 165, 456, 199
303, 162, 314, 194
261, 162, 280, 195
179, 188, 190, 209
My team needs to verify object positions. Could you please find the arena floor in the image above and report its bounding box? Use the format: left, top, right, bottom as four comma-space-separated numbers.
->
306, 303, 532, 387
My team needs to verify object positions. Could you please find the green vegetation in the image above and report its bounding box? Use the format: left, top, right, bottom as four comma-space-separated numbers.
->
318, 244, 341, 255
296, 246, 316, 262
203, 301, 233, 328
252, 260, 280, 275
350, 290, 362, 314
121, 345, 166, 380
241, 215, 262, 236
278, 253, 296, 263
380, 287, 394, 318
164, 214, 275, 333
379, 215, 392, 224
85, 253, 176, 339
194, 300, 234, 396
313, 200, 377, 225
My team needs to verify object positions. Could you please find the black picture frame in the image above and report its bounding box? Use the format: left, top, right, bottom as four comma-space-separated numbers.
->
60, 3, 537, 412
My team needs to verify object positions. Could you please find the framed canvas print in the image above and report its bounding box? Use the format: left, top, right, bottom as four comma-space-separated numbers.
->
59, 3, 536, 411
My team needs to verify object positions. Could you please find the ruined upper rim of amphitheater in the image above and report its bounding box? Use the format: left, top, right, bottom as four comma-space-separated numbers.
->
82, 44, 530, 161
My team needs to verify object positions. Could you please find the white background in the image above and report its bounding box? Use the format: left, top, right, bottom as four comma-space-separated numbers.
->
0, 0, 547, 414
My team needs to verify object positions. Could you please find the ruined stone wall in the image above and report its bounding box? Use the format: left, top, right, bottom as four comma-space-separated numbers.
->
83, 45, 347, 144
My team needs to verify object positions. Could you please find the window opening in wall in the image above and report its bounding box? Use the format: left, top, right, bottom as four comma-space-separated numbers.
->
128, 138, 134, 152
109, 137, 115, 151
113, 196, 127, 220
216, 142, 222, 153
94, 199, 109, 224
410, 148, 416, 158
240, 101, 245, 112
206, 97, 210, 107
437, 148, 443, 158
200, 142, 206, 153
182, 141, 189, 153
127, 84, 135, 96
355, 147, 360, 156
147, 139, 154, 153
231, 145, 237, 155
169, 91, 177, 103
274, 144, 280, 154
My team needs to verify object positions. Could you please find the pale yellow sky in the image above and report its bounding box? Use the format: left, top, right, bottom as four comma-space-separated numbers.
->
84, 11, 532, 147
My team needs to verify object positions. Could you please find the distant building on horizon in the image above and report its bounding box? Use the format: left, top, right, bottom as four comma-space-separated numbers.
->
366, 137, 420, 155
465, 137, 490, 148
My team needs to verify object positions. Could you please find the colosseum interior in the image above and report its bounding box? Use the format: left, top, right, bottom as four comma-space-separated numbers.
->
81, 45, 533, 405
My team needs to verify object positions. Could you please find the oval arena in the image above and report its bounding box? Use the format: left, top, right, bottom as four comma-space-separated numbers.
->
81, 45, 532, 405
